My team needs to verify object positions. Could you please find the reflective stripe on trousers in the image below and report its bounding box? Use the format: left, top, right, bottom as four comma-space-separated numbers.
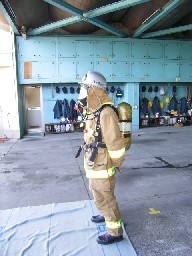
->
106, 219, 122, 230
85, 166, 116, 178
108, 147, 125, 159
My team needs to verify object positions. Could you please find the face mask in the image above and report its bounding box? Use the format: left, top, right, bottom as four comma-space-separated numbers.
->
77, 87, 88, 108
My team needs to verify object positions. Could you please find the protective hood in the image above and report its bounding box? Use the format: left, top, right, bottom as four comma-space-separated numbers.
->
87, 87, 113, 112
77, 86, 88, 108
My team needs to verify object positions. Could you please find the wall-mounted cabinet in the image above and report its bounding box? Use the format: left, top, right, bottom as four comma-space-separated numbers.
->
95, 40, 112, 58
164, 61, 180, 80
16, 36, 192, 84
179, 62, 192, 81
58, 60, 76, 79
112, 41, 130, 58
58, 39, 76, 57
132, 41, 163, 59
18, 39, 56, 61
76, 40, 94, 57
165, 43, 192, 60
76, 60, 94, 79
95, 61, 112, 78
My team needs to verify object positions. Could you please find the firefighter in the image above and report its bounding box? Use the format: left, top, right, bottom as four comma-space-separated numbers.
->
77, 70, 125, 245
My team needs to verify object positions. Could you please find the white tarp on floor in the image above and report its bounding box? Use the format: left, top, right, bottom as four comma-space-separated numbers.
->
0, 200, 137, 256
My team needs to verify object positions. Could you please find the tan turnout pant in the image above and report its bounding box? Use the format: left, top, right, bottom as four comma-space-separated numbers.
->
89, 175, 123, 236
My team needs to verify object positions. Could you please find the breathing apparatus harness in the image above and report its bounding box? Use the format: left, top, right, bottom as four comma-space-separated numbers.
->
75, 104, 118, 167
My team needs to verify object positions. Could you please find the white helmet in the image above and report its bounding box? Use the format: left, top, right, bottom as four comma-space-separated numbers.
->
79, 70, 107, 91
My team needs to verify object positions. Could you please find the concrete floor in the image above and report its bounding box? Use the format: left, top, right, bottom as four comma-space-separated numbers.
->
0, 126, 192, 256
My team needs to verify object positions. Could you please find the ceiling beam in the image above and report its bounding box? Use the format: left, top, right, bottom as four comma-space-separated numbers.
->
133, 0, 185, 38
142, 24, 192, 38
43, 0, 127, 37
83, 0, 150, 18
44, 0, 83, 16
27, 16, 82, 35
88, 18, 127, 37
0, 1, 20, 34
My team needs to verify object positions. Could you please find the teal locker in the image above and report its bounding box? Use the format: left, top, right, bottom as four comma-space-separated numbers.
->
147, 42, 163, 59
76, 60, 94, 79
59, 60, 76, 79
35, 39, 56, 60
95, 61, 112, 78
76, 40, 94, 57
112, 61, 130, 78
164, 62, 180, 80
131, 61, 148, 80
179, 43, 192, 60
112, 41, 129, 58
58, 39, 76, 57
147, 61, 164, 81
36, 61, 56, 79
180, 62, 192, 81
131, 41, 147, 59
95, 40, 112, 58
165, 43, 180, 59
18, 40, 40, 61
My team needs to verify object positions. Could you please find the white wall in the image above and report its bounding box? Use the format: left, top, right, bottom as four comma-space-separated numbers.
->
0, 28, 20, 138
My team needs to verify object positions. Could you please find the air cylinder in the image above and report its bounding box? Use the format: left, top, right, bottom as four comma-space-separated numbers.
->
116, 102, 132, 150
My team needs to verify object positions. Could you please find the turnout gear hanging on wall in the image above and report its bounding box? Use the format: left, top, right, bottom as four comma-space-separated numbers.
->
53, 100, 63, 119
168, 96, 178, 111
63, 99, 70, 119
179, 97, 188, 114
77, 70, 126, 243
152, 96, 161, 115
69, 99, 78, 121
141, 97, 149, 116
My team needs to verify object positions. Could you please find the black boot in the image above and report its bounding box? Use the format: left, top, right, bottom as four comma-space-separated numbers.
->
97, 232, 123, 245
91, 215, 105, 223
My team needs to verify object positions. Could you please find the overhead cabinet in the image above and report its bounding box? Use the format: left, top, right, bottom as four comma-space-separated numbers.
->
16, 36, 192, 83
131, 41, 163, 59
165, 43, 192, 60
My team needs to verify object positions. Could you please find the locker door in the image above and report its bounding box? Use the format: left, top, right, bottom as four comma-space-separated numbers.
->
112, 41, 129, 58
76, 60, 94, 79
95, 41, 112, 58
131, 61, 148, 80
180, 63, 192, 81
112, 61, 130, 78
179, 44, 192, 60
95, 61, 112, 78
35, 39, 56, 60
147, 42, 163, 59
58, 39, 76, 57
132, 41, 147, 59
76, 41, 94, 57
165, 43, 180, 59
59, 60, 76, 79
147, 61, 164, 81
36, 61, 56, 79
164, 62, 179, 80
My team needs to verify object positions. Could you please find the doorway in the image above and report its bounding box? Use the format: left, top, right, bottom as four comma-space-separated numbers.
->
24, 85, 43, 133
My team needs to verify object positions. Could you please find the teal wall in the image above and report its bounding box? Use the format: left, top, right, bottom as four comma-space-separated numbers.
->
16, 36, 192, 131
42, 82, 139, 130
